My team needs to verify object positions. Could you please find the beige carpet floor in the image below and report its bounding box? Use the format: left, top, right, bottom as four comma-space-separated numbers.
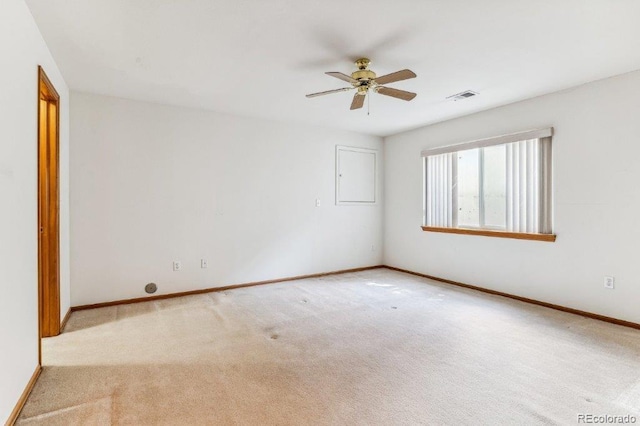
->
18, 268, 640, 425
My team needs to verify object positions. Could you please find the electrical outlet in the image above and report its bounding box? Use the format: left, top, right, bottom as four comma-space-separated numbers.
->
201, 259, 208, 269
604, 276, 615, 289
173, 261, 182, 271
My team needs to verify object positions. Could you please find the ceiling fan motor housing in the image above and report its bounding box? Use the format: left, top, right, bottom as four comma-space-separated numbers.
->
351, 58, 376, 87
351, 69, 376, 84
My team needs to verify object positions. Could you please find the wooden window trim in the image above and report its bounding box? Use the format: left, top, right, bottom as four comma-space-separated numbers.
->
421, 226, 556, 242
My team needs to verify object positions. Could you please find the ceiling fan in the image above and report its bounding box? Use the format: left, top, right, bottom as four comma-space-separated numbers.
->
306, 58, 417, 110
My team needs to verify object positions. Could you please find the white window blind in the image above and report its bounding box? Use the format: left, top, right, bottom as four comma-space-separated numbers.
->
425, 152, 456, 228
423, 129, 553, 234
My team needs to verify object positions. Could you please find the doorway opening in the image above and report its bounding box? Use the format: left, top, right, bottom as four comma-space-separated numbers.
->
38, 66, 61, 355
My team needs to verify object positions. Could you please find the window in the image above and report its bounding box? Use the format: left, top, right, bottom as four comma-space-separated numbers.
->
422, 128, 555, 241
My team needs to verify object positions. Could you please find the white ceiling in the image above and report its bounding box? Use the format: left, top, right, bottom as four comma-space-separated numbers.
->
26, 0, 640, 136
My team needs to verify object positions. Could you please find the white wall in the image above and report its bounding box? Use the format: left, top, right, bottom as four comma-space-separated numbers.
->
0, 0, 70, 422
384, 70, 640, 324
70, 93, 383, 306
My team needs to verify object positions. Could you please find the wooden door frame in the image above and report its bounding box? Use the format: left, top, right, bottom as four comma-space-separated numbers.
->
37, 66, 61, 363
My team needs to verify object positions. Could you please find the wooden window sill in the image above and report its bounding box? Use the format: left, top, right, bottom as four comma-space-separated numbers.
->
421, 226, 556, 242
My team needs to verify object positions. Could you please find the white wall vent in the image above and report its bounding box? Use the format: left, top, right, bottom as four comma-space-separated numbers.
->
447, 90, 478, 101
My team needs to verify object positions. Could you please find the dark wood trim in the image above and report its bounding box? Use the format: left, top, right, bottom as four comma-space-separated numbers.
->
71, 265, 385, 311
6, 365, 42, 426
37, 65, 61, 353
60, 308, 72, 332
421, 226, 557, 242
384, 265, 640, 330
68, 264, 639, 330
38, 66, 59, 100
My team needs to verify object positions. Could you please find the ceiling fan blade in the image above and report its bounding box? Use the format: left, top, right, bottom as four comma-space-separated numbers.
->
350, 93, 365, 110
326, 72, 358, 84
374, 69, 416, 85
376, 86, 417, 101
306, 87, 353, 98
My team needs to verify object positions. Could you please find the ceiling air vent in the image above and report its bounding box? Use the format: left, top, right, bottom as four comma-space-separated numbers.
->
447, 90, 478, 101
